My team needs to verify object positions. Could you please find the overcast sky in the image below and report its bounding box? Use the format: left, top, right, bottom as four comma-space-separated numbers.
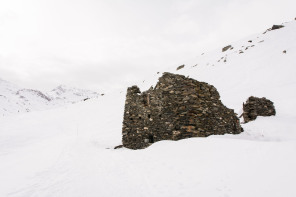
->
0, 0, 295, 92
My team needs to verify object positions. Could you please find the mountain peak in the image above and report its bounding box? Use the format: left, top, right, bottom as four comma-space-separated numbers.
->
0, 79, 100, 116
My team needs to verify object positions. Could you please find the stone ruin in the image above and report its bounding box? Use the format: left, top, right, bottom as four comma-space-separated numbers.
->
242, 96, 276, 123
122, 72, 243, 149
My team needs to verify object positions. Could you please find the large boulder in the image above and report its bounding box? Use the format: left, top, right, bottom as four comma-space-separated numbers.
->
242, 96, 276, 123
122, 72, 243, 149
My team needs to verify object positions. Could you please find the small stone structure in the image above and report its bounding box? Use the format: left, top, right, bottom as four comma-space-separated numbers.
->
122, 73, 243, 149
242, 96, 276, 123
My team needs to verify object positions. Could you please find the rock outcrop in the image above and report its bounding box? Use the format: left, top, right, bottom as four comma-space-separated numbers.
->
242, 96, 276, 123
222, 45, 232, 52
271, 25, 284, 30
176, 65, 185, 70
263, 25, 285, 34
122, 73, 243, 149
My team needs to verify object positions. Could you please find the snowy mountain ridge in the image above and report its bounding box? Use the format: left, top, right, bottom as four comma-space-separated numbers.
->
48, 85, 100, 104
0, 79, 100, 116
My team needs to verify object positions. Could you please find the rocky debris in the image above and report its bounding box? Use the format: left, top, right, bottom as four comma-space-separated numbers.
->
222, 45, 232, 52
122, 72, 243, 150
176, 65, 185, 70
242, 96, 276, 123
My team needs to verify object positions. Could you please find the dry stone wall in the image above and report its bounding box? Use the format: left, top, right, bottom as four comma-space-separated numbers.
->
242, 96, 276, 123
122, 73, 243, 149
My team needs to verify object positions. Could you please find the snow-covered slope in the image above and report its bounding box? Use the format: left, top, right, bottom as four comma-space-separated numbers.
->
1, 20, 296, 197
48, 85, 100, 104
0, 79, 100, 116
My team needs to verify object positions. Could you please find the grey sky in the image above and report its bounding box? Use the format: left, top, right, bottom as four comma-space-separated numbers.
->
0, 0, 295, 92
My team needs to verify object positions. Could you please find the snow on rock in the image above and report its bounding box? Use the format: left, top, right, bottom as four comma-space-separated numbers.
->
48, 85, 100, 104
0, 80, 100, 116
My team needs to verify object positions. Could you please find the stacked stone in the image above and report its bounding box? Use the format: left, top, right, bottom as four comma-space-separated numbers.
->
242, 96, 276, 123
122, 72, 243, 149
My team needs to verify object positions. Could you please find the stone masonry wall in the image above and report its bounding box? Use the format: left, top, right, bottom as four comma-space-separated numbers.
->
242, 96, 276, 123
122, 73, 243, 149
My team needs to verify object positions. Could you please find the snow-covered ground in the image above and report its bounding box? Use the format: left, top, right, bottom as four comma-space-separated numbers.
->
1, 20, 296, 197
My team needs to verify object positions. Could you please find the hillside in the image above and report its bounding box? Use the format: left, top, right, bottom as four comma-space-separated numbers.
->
1, 20, 296, 197
0, 79, 100, 116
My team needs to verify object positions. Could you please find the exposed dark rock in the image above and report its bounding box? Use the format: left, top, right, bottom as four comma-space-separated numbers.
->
222, 45, 232, 52
114, 145, 124, 149
122, 72, 243, 149
176, 65, 185, 70
271, 25, 284, 30
283, 50, 287, 54
242, 96, 276, 123
248, 40, 252, 43
263, 25, 284, 34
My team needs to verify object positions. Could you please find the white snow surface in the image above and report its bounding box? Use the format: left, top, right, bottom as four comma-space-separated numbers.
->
1, 20, 296, 197
0, 80, 100, 116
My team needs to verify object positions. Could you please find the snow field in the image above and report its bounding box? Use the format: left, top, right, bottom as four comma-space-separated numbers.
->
1, 20, 296, 196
